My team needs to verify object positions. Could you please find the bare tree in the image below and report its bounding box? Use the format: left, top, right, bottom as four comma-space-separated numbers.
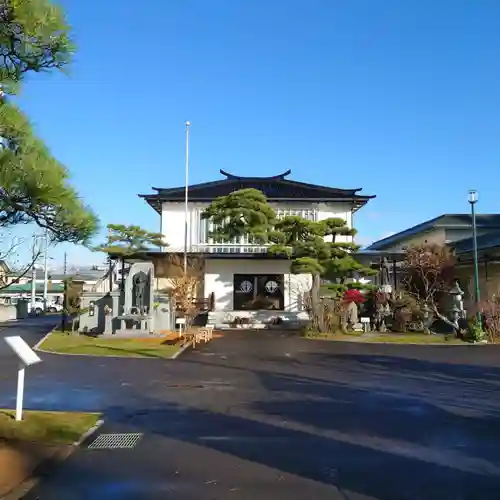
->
0, 233, 42, 290
161, 254, 205, 330
479, 296, 500, 343
402, 243, 457, 330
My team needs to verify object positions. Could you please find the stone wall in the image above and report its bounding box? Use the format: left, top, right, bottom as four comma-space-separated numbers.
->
0, 305, 17, 322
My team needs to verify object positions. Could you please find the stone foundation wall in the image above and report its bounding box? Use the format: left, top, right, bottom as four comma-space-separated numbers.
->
455, 262, 500, 309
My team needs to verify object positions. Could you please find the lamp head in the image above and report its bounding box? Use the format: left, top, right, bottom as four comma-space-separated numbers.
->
468, 189, 478, 204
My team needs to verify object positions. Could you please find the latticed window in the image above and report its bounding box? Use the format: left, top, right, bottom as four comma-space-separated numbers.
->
275, 208, 317, 221
198, 207, 318, 248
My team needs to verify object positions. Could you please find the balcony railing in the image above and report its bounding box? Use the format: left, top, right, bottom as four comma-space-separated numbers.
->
164, 243, 269, 254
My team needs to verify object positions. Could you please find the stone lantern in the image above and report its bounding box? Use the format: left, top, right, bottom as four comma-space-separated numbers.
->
449, 281, 465, 320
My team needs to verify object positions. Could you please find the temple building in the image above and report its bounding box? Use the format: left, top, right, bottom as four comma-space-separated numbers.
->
139, 169, 374, 324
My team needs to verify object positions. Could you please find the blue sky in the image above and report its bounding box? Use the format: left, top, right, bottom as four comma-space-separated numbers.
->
11, 0, 500, 267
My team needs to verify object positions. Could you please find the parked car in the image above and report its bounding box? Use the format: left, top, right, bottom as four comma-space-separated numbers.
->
28, 299, 63, 315
1, 296, 63, 314
28, 299, 46, 315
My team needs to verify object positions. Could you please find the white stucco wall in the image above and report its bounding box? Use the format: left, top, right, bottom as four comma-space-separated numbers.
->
160, 202, 208, 251
375, 228, 447, 252
161, 201, 355, 250
204, 259, 312, 312
316, 202, 353, 243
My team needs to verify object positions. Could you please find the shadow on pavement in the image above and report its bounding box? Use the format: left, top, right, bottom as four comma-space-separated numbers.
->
14, 334, 500, 499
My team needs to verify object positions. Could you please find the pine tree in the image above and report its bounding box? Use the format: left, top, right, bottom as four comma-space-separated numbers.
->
0, 0, 73, 95
269, 216, 375, 330
95, 224, 166, 289
203, 189, 375, 331
201, 188, 276, 243
0, 0, 97, 244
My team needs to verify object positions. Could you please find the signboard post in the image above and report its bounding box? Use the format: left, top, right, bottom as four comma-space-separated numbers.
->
4, 336, 42, 421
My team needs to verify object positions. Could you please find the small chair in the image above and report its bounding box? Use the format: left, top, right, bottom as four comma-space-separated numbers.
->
205, 324, 214, 341
198, 325, 214, 343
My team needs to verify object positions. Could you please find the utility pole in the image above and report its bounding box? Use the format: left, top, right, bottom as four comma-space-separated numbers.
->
61, 252, 68, 332
30, 235, 37, 312
43, 227, 48, 310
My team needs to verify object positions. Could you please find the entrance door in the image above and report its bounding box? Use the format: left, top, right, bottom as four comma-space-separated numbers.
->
233, 274, 284, 310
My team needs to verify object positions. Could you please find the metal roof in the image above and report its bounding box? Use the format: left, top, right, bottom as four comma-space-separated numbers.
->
451, 231, 500, 255
367, 214, 500, 251
0, 282, 64, 294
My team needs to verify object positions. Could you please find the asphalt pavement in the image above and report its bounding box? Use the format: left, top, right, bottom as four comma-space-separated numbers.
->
1, 326, 500, 499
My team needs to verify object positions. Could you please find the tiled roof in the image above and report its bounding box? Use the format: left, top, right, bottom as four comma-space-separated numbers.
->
139, 170, 375, 213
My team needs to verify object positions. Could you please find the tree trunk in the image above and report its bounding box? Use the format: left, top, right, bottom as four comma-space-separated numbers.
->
432, 306, 459, 335
310, 274, 326, 332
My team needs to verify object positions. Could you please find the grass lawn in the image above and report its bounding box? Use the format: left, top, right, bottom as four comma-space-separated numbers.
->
305, 331, 466, 344
38, 329, 183, 358
0, 410, 100, 497
362, 333, 465, 344
0, 410, 100, 445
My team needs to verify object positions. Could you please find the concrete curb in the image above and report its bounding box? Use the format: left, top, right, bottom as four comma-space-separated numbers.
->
73, 418, 104, 446
304, 337, 490, 347
1, 417, 104, 500
33, 325, 58, 351
170, 339, 194, 359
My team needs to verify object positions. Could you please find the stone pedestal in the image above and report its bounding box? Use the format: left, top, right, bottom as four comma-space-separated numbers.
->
79, 291, 120, 335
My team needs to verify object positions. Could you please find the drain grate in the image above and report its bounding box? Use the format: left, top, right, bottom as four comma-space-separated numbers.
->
87, 433, 143, 450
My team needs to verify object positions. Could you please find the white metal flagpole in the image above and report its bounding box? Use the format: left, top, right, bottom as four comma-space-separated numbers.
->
183, 121, 190, 275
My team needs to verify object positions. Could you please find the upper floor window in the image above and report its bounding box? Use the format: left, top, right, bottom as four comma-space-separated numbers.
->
198, 207, 318, 245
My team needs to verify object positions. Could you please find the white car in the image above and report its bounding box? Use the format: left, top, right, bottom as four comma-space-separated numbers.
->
28, 299, 63, 315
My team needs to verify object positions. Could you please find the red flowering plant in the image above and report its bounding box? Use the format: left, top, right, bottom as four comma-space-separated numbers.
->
343, 289, 366, 304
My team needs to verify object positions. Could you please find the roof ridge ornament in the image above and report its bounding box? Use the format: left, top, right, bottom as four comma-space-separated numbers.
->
219, 169, 292, 180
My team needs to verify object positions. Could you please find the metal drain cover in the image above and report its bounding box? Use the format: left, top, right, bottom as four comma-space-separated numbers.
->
88, 433, 143, 450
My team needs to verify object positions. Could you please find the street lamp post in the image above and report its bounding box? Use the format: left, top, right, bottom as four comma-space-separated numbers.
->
468, 189, 481, 329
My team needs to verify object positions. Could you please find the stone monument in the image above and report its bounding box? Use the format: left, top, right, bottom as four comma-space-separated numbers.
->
78, 260, 176, 336
117, 262, 155, 333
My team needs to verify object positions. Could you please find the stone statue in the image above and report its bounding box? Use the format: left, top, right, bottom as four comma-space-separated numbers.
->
346, 301, 359, 327
132, 271, 148, 313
